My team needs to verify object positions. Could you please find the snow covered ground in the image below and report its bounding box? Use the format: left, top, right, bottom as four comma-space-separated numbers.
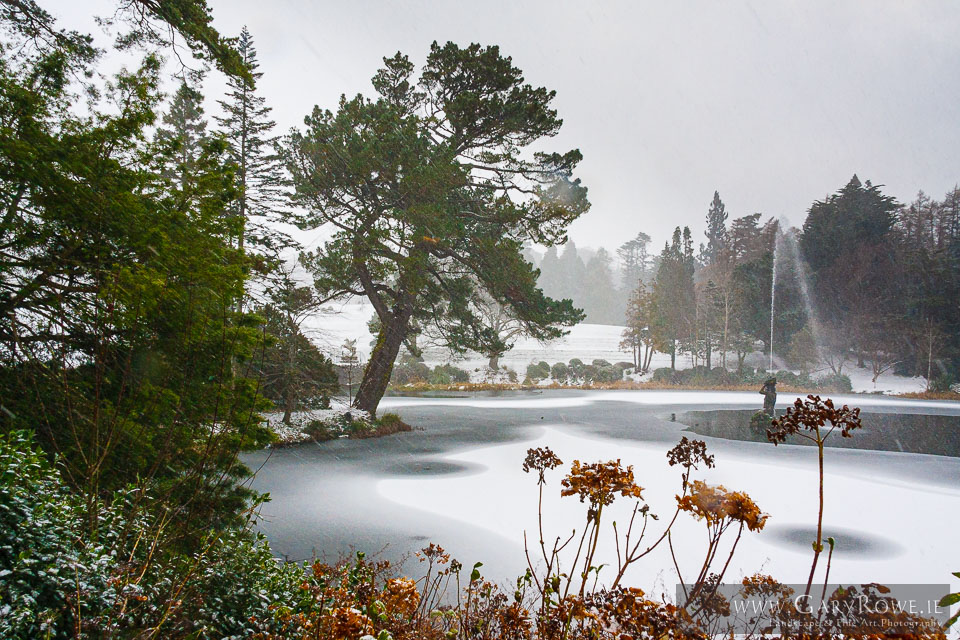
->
301, 299, 928, 394
373, 392, 960, 599
262, 397, 371, 444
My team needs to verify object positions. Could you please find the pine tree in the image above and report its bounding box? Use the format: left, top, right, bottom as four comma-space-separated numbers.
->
155, 80, 209, 198
703, 191, 728, 265
289, 43, 588, 414
582, 248, 619, 324
215, 26, 286, 257
617, 232, 652, 290
538, 246, 562, 298
621, 282, 656, 372
254, 268, 338, 424
558, 241, 586, 300
650, 227, 696, 369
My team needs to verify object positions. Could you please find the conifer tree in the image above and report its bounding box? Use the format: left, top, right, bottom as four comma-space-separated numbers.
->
288, 43, 588, 414
651, 227, 696, 369
215, 26, 286, 257
703, 191, 728, 265
155, 80, 209, 196
617, 232, 652, 290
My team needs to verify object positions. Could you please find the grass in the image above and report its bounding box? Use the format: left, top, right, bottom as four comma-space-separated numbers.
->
897, 389, 960, 401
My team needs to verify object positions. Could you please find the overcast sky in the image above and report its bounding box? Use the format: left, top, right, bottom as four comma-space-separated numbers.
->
52, 0, 960, 252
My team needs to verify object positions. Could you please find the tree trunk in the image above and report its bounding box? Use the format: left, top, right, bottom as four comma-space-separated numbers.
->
705, 331, 712, 370
488, 353, 500, 371
670, 341, 676, 370
282, 320, 298, 424
721, 295, 729, 370
354, 313, 410, 415
282, 387, 296, 425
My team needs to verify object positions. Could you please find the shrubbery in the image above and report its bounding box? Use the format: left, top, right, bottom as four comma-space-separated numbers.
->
428, 363, 471, 385
813, 373, 853, 392
550, 361, 570, 383
389, 356, 470, 386
526, 361, 551, 381
2, 415, 946, 639
650, 366, 851, 392
930, 373, 956, 393
0, 430, 308, 638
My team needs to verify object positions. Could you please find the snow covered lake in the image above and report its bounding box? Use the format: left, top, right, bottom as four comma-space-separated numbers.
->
245, 390, 960, 597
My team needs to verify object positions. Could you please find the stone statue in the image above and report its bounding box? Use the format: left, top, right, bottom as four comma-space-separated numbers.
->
760, 377, 777, 416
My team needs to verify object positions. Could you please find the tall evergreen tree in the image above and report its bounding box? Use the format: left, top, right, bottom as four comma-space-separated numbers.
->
800, 176, 900, 366
538, 246, 562, 298
0, 44, 269, 537
650, 227, 696, 369
288, 43, 588, 414
703, 190, 728, 264
582, 247, 620, 324
617, 231, 652, 290
557, 241, 586, 298
215, 26, 286, 257
154, 80, 208, 197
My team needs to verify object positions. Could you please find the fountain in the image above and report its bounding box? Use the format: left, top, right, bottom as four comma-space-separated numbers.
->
769, 219, 824, 370
769, 236, 777, 370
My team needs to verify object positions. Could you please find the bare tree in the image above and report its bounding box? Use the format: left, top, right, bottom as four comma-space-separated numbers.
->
340, 339, 362, 404
621, 282, 656, 373
916, 318, 947, 390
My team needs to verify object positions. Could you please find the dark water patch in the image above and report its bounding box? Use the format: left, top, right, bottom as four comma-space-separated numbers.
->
763, 524, 904, 558
384, 460, 484, 477
675, 410, 960, 457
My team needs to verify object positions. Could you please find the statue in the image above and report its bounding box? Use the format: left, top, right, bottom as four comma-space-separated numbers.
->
759, 377, 777, 416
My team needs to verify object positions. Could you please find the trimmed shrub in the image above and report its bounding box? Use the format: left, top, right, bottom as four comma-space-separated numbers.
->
551, 362, 570, 384
390, 356, 431, 385
651, 367, 681, 384
814, 373, 853, 393
594, 366, 621, 383
526, 361, 550, 381
750, 411, 773, 433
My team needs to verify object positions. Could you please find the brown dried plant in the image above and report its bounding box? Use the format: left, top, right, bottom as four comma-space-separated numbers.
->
249, 410, 945, 640
768, 394, 862, 599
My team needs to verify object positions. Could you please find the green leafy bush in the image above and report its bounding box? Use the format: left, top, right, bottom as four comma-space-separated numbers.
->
652, 367, 682, 384
551, 362, 570, 383
0, 430, 312, 638
390, 356, 431, 385
814, 373, 853, 392
429, 364, 470, 385
526, 361, 551, 381
930, 374, 956, 393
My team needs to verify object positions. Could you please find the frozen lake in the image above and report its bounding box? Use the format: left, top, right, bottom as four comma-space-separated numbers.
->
244, 390, 960, 595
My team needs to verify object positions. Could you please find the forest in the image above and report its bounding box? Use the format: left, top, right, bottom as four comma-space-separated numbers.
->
0, 0, 957, 638
533, 182, 960, 392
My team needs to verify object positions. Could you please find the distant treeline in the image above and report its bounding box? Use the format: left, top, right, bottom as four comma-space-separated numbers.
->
608, 178, 960, 386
